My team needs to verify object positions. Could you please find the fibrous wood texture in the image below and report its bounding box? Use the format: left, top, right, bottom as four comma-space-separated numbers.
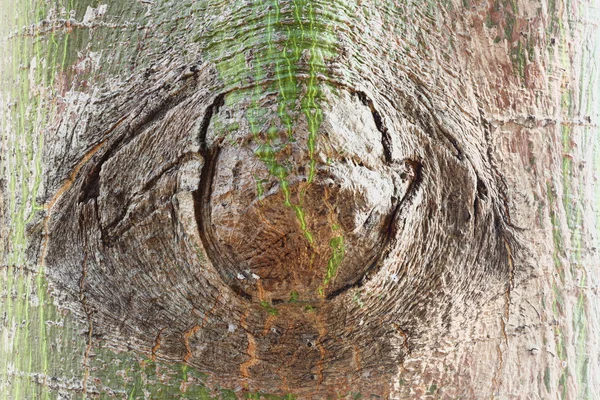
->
1, 0, 599, 398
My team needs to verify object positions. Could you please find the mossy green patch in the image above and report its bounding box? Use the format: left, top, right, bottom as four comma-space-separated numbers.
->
260, 301, 280, 316
289, 290, 300, 302
0, 0, 85, 397
246, 393, 297, 400
544, 366, 551, 392
510, 41, 527, 82
426, 383, 438, 394
304, 305, 316, 312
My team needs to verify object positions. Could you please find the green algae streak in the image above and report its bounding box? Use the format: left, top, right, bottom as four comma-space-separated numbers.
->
201, 0, 337, 246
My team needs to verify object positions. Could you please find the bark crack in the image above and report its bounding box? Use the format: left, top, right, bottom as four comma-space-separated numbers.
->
39, 134, 113, 265
100, 151, 202, 243
150, 327, 167, 362
182, 325, 201, 363
239, 307, 258, 382
194, 93, 257, 301
325, 159, 422, 299
351, 90, 393, 163
240, 331, 259, 380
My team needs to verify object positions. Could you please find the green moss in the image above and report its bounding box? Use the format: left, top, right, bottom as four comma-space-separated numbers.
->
546, 0, 559, 35
352, 291, 364, 308
485, 13, 496, 29
552, 283, 565, 317
246, 393, 296, 400
221, 389, 239, 399
503, 11, 516, 40
510, 41, 527, 81
255, 177, 266, 198
426, 383, 438, 394
292, 204, 314, 244
289, 290, 300, 302
260, 301, 280, 316
0, 0, 86, 396
547, 183, 566, 283
544, 366, 551, 392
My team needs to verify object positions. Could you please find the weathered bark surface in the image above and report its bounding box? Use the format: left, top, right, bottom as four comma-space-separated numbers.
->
1, 0, 599, 398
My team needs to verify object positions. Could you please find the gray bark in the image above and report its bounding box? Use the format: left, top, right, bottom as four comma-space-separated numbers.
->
1, 0, 599, 398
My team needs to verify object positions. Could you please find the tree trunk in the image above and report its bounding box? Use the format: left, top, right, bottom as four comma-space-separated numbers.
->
1, 0, 599, 398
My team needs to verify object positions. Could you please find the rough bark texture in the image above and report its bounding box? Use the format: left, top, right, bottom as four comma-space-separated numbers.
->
1, 0, 599, 398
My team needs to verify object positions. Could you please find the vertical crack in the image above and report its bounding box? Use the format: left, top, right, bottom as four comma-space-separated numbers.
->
193, 93, 253, 302
151, 327, 167, 362
473, 177, 488, 227
182, 324, 201, 363
198, 94, 225, 153
352, 90, 393, 163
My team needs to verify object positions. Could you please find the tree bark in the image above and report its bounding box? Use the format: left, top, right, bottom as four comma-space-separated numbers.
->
1, 0, 599, 398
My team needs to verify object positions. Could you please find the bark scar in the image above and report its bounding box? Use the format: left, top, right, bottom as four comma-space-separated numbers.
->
182, 325, 201, 363
39, 135, 112, 265
351, 90, 393, 163
240, 332, 259, 379
352, 344, 362, 372
151, 327, 167, 362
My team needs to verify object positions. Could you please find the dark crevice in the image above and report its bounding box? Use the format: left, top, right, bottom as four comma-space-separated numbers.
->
193, 147, 251, 303
352, 90, 393, 163
193, 93, 252, 302
101, 152, 200, 242
78, 67, 205, 206
199, 94, 225, 152
477, 107, 524, 233
326, 160, 423, 300
473, 177, 488, 227
438, 127, 465, 161
79, 166, 102, 205
473, 197, 480, 227
476, 177, 489, 199
77, 75, 213, 245
325, 261, 377, 299
396, 160, 423, 212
